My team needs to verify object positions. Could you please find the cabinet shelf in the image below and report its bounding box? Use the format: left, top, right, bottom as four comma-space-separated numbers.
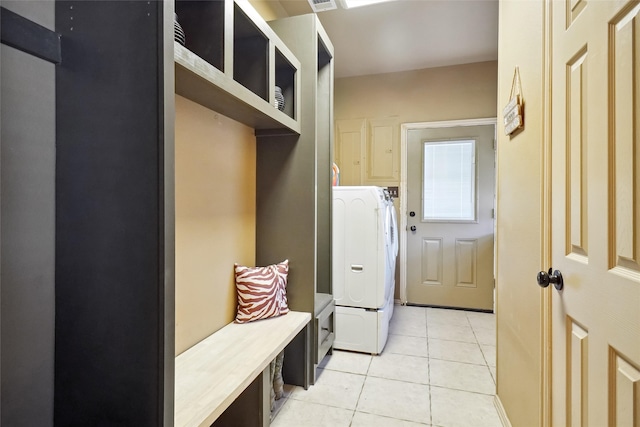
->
174, 0, 300, 134
175, 43, 298, 133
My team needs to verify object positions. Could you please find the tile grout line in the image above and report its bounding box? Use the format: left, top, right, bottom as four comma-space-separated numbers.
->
467, 312, 498, 390
348, 352, 372, 426
426, 307, 434, 427
467, 312, 492, 369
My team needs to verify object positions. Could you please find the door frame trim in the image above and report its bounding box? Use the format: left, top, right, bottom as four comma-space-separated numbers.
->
542, 1, 552, 425
399, 118, 497, 304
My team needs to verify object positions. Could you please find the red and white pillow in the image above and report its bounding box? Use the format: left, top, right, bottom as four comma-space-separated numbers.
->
234, 260, 289, 323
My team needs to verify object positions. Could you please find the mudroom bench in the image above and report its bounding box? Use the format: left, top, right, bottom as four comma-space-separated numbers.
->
174, 311, 311, 427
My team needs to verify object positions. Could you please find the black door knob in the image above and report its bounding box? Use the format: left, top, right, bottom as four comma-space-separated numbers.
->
537, 268, 564, 291
409, 211, 416, 217
410, 225, 417, 232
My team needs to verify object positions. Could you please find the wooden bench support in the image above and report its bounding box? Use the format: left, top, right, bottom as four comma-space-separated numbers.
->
175, 311, 311, 427
283, 322, 311, 389
211, 365, 271, 427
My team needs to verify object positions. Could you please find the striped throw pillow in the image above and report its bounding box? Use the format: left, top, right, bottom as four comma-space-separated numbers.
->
234, 260, 290, 323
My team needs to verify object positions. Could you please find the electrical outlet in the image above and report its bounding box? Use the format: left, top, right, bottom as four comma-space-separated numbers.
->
387, 186, 399, 198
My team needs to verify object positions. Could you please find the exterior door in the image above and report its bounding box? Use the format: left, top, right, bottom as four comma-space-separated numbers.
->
550, 0, 640, 425
406, 125, 495, 310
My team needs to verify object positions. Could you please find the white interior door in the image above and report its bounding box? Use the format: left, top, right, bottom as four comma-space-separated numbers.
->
550, 0, 640, 424
406, 125, 495, 310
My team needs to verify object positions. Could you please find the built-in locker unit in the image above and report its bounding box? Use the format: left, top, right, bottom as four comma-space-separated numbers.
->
3, 2, 175, 423
53, 2, 175, 425
260, 14, 335, 384
173, 0, 319, 417
1, 0, 335, 423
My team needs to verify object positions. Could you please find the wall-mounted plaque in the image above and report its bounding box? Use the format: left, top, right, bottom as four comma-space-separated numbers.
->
503, 67, 524, 136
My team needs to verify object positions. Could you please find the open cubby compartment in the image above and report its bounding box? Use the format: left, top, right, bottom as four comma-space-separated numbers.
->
174, 0, 301, 133
233, 3, 268, 101
175, 0, 225, 71
274, 47, 297, 120
318, 35, 332, 72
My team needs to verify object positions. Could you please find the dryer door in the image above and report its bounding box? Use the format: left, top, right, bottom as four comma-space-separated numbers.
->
389, 202, 398, 258
385, 201, 398, 272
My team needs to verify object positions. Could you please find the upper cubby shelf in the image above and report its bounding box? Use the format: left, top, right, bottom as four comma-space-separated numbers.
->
174, 0, 300, 134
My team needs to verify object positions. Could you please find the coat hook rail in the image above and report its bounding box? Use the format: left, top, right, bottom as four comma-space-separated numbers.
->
1, 6, 61, 64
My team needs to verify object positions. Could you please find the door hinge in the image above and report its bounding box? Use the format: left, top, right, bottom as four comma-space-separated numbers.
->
491, 208, 495, 218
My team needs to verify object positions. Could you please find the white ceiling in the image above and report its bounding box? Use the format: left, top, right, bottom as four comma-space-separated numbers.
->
278, 0, 499, 79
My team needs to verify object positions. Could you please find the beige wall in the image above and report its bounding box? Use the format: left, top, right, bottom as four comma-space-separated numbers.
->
335, 61, 498, 124
175, 95, 257, 355
335, 61, 498, 299
495, 0, 546, 425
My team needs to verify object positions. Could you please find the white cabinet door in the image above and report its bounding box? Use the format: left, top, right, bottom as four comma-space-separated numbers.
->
335, 118, 365, 185
366, 118, 399, 185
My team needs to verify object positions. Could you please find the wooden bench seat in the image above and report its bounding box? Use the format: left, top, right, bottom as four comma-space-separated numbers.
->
174, 311, 311, 427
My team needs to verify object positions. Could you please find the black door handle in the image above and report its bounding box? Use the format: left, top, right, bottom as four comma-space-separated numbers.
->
537, 268, 563, 291
410, 225, 416, 232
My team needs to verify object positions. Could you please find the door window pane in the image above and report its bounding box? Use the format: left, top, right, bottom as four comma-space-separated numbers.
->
423, 140, 476, 221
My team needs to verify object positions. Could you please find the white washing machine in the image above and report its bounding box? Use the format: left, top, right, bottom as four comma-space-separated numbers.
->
332, 186, 397, 354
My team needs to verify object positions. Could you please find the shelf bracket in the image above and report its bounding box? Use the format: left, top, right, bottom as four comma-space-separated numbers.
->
1, 6, 62, 64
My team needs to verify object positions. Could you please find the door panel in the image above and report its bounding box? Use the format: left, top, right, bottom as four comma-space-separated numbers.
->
421, 238, 443, 286
455, 239, 477, 287
567, 48, 588, 259
406, 125, 495, 310
551, 1, 640, 425
568, 320, 588, 427
611, 4, 640, 274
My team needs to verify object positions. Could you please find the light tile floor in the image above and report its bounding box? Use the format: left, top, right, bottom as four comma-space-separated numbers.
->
271, 304, 502, 427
